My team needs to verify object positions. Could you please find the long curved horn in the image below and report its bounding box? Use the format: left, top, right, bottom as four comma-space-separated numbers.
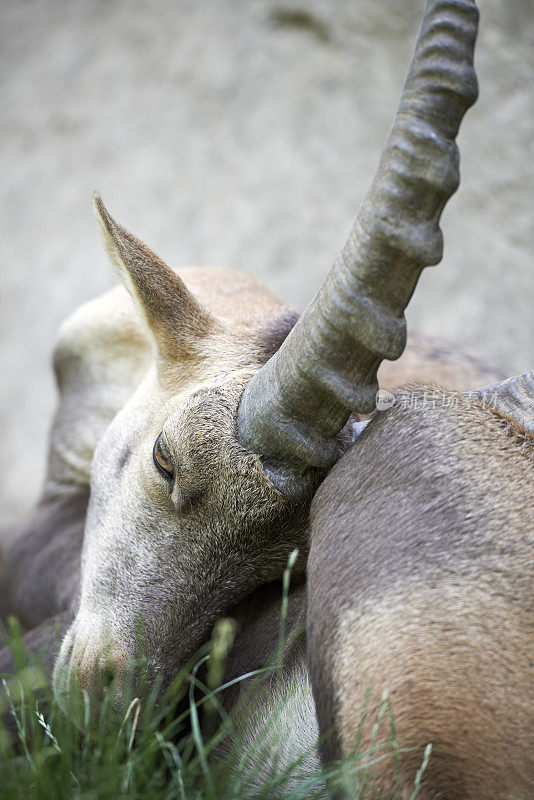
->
238, 0, 479, 490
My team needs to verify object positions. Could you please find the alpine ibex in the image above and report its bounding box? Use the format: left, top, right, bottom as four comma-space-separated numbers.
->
1, 0, 532, 797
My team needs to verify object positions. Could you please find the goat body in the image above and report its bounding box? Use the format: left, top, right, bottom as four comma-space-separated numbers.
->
309, 390, 534, 798
2, 2, 532, 796
0, 267, 512, 799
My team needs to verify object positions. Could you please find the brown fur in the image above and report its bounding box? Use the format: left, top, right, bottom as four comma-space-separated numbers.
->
308, 389, 534, 799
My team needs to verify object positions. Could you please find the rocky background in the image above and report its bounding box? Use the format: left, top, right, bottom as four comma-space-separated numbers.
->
1, 0, 533, 525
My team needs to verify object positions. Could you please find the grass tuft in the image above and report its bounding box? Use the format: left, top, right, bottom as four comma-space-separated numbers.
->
0, 563, 432, 799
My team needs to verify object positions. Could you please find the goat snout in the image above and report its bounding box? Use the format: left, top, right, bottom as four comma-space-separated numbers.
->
53, 625, 132, 722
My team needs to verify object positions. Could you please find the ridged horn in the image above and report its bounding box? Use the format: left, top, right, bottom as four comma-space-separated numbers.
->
467, 373, 534, 435
237, 0, 479, 489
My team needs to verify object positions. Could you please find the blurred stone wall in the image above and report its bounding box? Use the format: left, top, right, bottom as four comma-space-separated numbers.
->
1, 0, 533, 525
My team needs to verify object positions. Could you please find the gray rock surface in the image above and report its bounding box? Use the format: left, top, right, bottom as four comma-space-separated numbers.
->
1, 0, 533, 525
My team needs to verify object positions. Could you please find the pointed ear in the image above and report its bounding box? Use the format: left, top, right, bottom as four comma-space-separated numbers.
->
93, 194, 217, 363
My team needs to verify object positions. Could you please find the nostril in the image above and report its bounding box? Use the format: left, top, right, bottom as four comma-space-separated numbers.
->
102, 662, 115, 688
97, 647, 130, 702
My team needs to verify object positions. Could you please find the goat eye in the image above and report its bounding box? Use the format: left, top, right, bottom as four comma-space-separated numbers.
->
153, 433, 174, 479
